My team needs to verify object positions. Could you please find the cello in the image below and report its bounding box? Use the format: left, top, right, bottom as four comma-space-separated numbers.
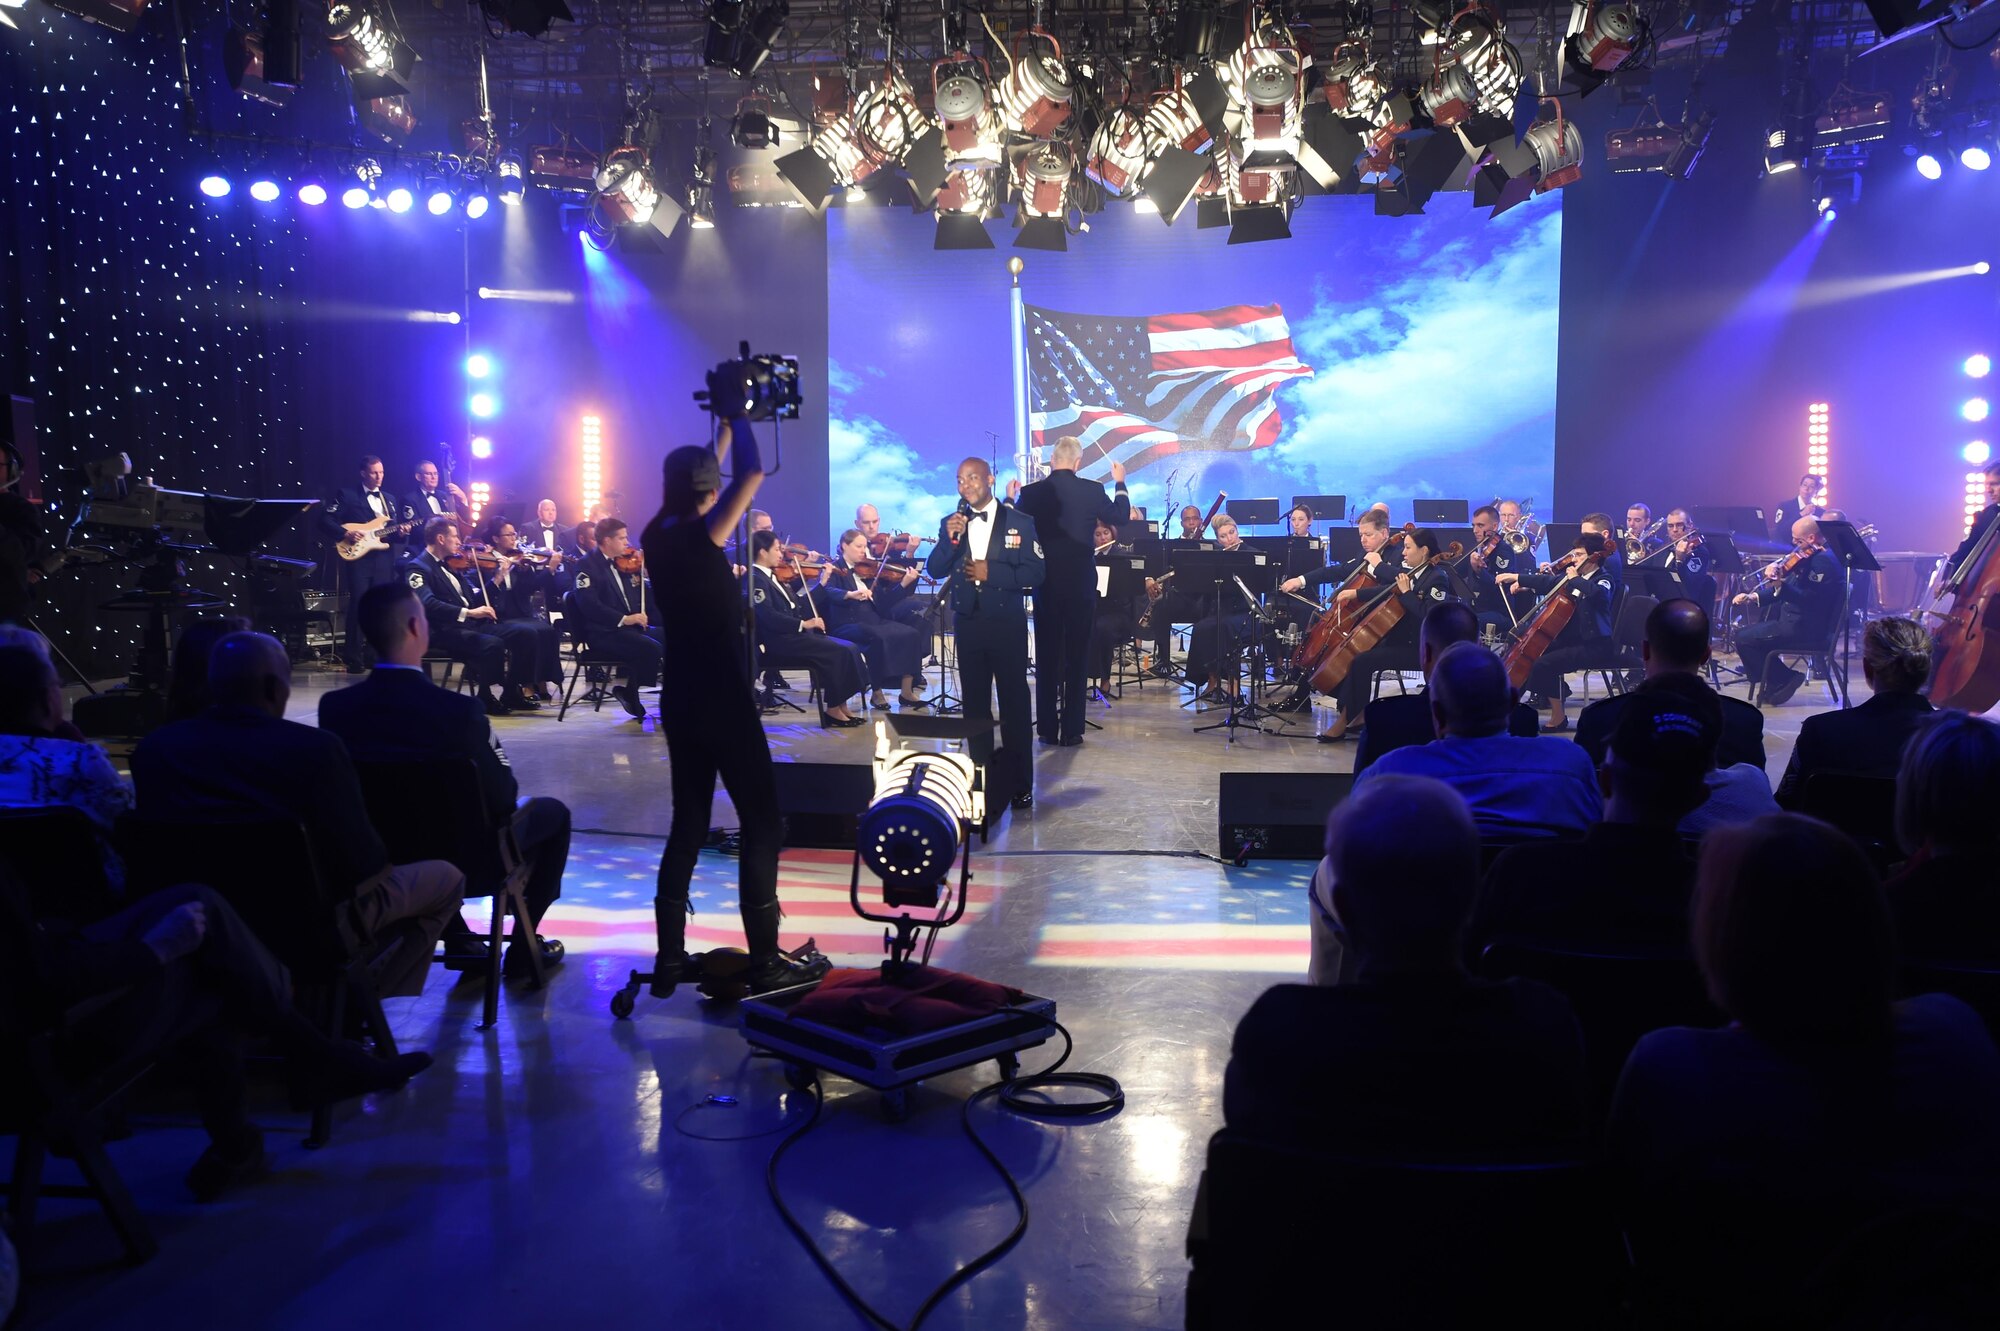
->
1929, 512, 2000, 712
1297, 536, 1461, 699
1291, 525, 1411, 678
1499, 529, 1617, 692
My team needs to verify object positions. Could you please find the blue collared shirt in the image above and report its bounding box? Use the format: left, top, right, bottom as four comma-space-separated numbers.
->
1356, 732, 1603, 840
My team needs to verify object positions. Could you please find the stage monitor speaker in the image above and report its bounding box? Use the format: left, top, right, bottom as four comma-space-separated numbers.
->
1219, 771, 1354, 861
774, 761, 875, 849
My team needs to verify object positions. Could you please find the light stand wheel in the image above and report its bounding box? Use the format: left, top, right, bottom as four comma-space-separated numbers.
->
783, 1061, 815, 1092
610, 970, 642, 1019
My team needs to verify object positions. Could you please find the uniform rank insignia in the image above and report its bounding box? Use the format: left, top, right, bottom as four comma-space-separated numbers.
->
406, 571, 424, 589
576, 573, 591, 589
1429, 585, 1446, 600
1033, 540, 1044, 558
752, 587, 766, 604
327, 499, 341, 515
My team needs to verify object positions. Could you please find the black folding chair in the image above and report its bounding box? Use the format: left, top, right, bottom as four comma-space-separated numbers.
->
117, 813, 419, 1148
1748, 583, 1852, 706
1187, 1132, 1622, 1328
555, 590, 626, 720
0, 804, 118, 926
1800, 771, 1900, 872
352, 758, 544, 1030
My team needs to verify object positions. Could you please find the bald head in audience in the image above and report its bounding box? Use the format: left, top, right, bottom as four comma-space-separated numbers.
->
1428, 640, 1516, 739
208, 632, 292, 718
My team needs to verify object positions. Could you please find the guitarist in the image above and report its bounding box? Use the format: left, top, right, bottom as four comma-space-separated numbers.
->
322, 454, 407, 674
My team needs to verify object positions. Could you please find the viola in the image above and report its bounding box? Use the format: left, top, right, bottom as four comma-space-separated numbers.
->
1500, 530, 1617, 691
1296, 539, 1464, 697
442, 544, 512, 576
1930, 514, 2000, 712
1758, 541, 1818, 583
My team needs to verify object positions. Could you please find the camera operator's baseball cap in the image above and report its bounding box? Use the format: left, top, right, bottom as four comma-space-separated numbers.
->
662, 445, 721, 494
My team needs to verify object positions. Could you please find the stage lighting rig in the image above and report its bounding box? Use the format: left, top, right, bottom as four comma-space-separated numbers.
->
1560, 1, 1650, 95
594, 146, 662, 227
731, 94, 778, 150
704, 0, 790, 79
225, 3, 301, 107
473, 0, 574, 37
1475, 105, 1582, 214
43, 0, 146, 32
1763, 123, 1809, 176
935, 169, 998, 248
935, 58, 1003, 166
328, 3, 417, 99
1083, 105, 1152, 197
1418, 13, 1527, 131
1813, 88, 1893, 151
1014, 140, 1074, 250
1605, 104, 1714, 179
689, 145, 719, 229
855, 71, 925, 167
996, 30, 1074, 138
529, 144, 599, 194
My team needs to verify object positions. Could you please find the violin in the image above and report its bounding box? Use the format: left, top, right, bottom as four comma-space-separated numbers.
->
865, 531, 930, 560
1758, 540, 1818, 583
614, 548, 645, 574
442, 543, 514, 576
769, 561, 833, 584
1500, 530, 1618, 691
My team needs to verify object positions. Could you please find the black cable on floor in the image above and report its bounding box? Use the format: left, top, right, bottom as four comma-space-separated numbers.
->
764, 1014, 1121, 1331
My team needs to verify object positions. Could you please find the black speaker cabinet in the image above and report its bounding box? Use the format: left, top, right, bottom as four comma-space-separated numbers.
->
773, 761, 876, 849
1218, 771, 1355, 861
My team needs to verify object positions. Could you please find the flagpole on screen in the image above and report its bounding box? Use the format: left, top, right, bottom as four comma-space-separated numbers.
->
1007, 257, 1032, 490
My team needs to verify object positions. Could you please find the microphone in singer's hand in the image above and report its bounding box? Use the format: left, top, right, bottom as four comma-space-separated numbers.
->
950, 497, 973, 546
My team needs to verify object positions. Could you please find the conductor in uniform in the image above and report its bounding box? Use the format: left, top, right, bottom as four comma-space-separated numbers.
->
322, 454, 405, 673
1013, 436, 1130, 747
927, 458, 1045, 813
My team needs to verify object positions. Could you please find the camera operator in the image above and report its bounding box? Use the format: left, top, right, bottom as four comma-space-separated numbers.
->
640, 391, 824, 999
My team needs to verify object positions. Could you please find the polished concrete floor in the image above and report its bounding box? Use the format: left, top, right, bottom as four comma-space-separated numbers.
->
16, 655, 1838, 1330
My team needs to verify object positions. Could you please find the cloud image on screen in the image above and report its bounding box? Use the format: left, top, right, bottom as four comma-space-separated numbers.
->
826, 194, 1560, 544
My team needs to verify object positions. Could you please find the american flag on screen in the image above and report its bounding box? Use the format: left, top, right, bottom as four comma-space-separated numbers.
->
1026, 303, 1315, 477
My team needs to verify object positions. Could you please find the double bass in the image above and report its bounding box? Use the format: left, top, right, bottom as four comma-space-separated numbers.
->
1929, 513, 2000, 712
1296, 535, 1461, 698
1291, 525, 1412, 678
1499, 529, 1617, 691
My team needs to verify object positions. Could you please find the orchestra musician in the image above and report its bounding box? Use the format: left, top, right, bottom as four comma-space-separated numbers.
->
404, 459, 468, 529
1176, 505, 1205, 538
819, 529, 929, 710
1087, 517, 1138, 693
570, 517, 662, 720
404, 516, 541, 715
853, 503, 931, 632
1484, 502, 1541, 627
481, 518, 565, 703
1463, 505, 1515, 636
1184, 514, 1266, 702
1495, 512, 1624, 733
1287, 503, 1314, 538
748, 531, 867, 727
1014, 438, 1132, 746
1659, 508, 1715, 611
1937, 461, 2000, 593
1279, 506, 1394, 597
1622, 502, 1661, 563
527, 499, 566, 554
322, 454, 406, 673
1141, 511, 1217, 677
1319, 528, 1455, 742
1770, 473, 1825, 539
1731, 517, 1843, 705
565, 520, 597, 563
926, 457, 1045, 813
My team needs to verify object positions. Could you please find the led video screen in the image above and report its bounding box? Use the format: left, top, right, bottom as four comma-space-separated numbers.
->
826, 194, 1562, 545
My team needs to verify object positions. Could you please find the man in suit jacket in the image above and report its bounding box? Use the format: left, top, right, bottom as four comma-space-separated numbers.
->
402, 459, 467, 530
1354, 601, 1538, 773
1575, 598, 1765, 771
321, 584, 569, 975
405, 517, 541, 714
526, 498, 567, 555
1013, 438, 1131, 745
1775, 616, 1935, 808
927, 457, 1046, 812
130, 632, 465, 998
321, 454, 407, 674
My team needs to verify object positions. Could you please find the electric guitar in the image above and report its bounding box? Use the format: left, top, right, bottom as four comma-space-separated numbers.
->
336, 514, 415, 561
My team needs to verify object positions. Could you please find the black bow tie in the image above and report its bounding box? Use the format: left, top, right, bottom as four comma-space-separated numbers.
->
970, 510, 990, 522
366, 490, 381, 497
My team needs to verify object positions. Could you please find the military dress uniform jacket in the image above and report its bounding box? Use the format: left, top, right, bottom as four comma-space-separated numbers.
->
321, 486, 405, 547
925, 505, 1046, 617
570, 549, 647, 632
1756, 548, 1844, 636
404, 550, 493, 629
1517, 553, 1624, 640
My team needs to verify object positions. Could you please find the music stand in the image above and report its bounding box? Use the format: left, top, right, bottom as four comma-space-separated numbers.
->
1225, 497, 1281, 529
1693, 506, 1777, 547
1542, 523, 1583, 560
1323, 527, 1363, 566
1095, 552, 1149, 701
1117, 520, 1157, 542
1412, 499, 1469, 524
1291, 495, 1345, 529
1167, 547, 1287, 741
1817, 520, 1880, 709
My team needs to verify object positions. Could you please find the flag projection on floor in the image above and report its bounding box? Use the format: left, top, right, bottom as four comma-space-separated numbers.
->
1027, 303, 1314, 479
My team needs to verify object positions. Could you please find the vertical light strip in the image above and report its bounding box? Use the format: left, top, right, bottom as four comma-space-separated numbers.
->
1806, 401, 1830, 510
469, 481, 491, 527
581, 413, 604, 518
1966, 471, 1986, 534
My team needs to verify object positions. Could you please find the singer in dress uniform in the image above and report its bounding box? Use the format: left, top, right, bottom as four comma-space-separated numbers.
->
404, 517, 541, 714
321, 455, 407, 673
748, 531, 867, 727
570, 517, 662, 719
1013, 437, 1130, 746
927, 458, 1045, 812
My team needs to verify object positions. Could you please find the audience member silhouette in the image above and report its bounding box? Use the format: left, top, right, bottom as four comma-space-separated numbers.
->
1888, 712, 2000, 964
1775, 616, 1935, 808
1574, 598, 1765, 771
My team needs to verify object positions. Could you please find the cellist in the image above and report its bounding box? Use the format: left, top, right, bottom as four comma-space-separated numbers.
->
1730, 517, 1842, 705
1495, 512, 1624, 733
1281, 508, 1395, 599
1318, 529, 1454, 743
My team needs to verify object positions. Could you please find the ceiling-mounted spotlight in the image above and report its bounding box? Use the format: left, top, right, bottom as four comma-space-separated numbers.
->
996, 30, 1073, 138
1916, 150, 1944, 180
473, 0, 574, 37
1420, 17, 1525, 129
199, 174, 232, 199
464, 187, 491, 219
382, 166, 416, 213
249, 177, 282, 202
1172, 1, 1225, 62
297, 175, 328, 205
689, 145, 718, 229
1083, 106, 1152, 197
328, 4, 418, 99
225, 2, 302, 106
424, 172, 455, 215
342, 160, 378, 208
935, 170, 997, 249
704, 0, 788, 79
1963, 139, 1994, 172
1763, 123, 1808, 176
1606, 108, 1713, 179
1813, 89, 1892, 150
935, 59, 1002, 166
1561, 1, 1648, 95
594, 145, 661, 226
855, 73, 925, 167
732, 0, 789, 79
1014, 141, 1074, 251
1476, 107, 1582, 214
496, 151, 526, 204
732, 94, 778, 150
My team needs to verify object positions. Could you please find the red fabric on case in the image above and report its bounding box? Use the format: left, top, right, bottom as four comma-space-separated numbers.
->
789, 965, 1025, 1035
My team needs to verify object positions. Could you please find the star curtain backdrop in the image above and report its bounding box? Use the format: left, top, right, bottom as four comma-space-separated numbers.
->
827, 198, 1562, 539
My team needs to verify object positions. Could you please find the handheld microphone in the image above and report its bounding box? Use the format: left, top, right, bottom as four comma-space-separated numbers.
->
950, 496, 972, 546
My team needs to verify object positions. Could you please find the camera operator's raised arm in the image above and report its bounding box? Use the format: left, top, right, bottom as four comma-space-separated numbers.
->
703, 415, 764, 549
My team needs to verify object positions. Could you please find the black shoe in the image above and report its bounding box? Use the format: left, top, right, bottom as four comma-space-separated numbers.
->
534, 686, 555, 702
503, 935, 565, 978
1763, 668, 1807, 706
185, 1127, 266, 1202
746, 948, 831, 995
1010, 791, 1034, 810
898, 695, 931, 710
289, 1045, 434, 1111
615, 685, 645, 719
648, 951, 687, 999
481, 692, 510, 717
1055, 736, 1083, 747
819, 710, 866, 728
513, 690, 543, 711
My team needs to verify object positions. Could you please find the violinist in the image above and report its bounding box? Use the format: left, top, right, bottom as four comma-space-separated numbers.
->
1462, 505, 1524, 635
1659, 508, 1715, 611
404, 516, 539, 715
1184, 515, 1267, 702
1730, 517, 1842, 706
482, 518, 565, 702
1495, 512, 1624, 733
854, 503, 931, 631
571, 517, 662, 719
748, 531, 867, 728
1319, 528, 1454, 741
819, 529, 929, 710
